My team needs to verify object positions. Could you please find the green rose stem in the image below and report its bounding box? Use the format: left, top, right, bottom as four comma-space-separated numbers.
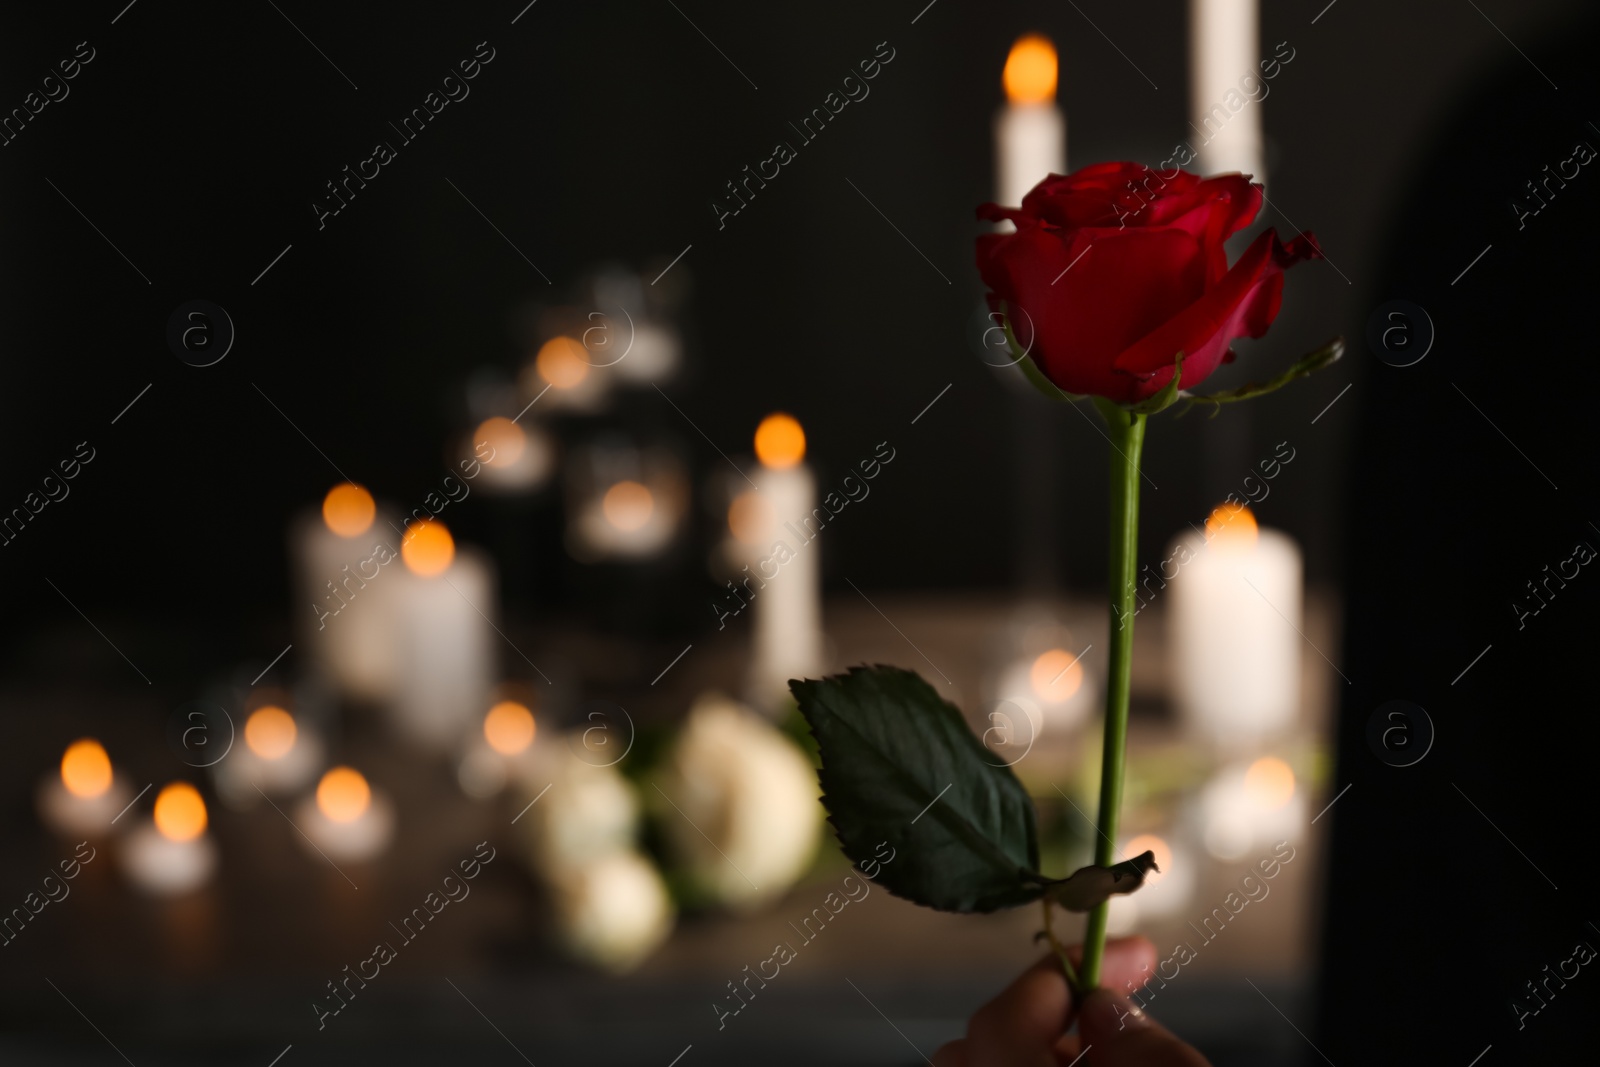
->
1077, 405, 1147, 991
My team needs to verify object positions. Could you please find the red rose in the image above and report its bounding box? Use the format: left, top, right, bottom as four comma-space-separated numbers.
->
976, 163, 1322, 404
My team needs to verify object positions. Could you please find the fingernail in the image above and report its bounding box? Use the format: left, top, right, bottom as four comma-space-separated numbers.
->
1082, 989, 1149, 1034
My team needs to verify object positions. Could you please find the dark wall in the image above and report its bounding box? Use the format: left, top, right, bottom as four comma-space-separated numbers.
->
0, 0, 1587, 665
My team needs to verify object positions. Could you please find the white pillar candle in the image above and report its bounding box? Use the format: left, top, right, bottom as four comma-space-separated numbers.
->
292, 483, 396, 702
732, 414, 823, 712
119, 782, 218, 897
1169, 504, 1302, 748
995, 35, 1065, 211
386, 519, 496, 751
1190, 0, 1264, 180
295, 766, 395, 863
211, 704, 325, 808
37, 739, 132, 839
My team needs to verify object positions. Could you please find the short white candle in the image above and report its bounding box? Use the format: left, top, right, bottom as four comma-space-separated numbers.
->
470, 416, 555, 493
457, 699, 539, 800
1169, 504, 1302, 748
735, 414, 823, 711
1199, 756, 1303, 861
386, 519, 496, 751
572, 477, 678, 559
523, 335, 608, 412
295, 766, 395, 863
995, 35, 1065, 211
1190, 0, 1264, 180
293, 482, 396, 702
212, 705, 325, 808
119, 782, 218, 897
37, 739, 131, 839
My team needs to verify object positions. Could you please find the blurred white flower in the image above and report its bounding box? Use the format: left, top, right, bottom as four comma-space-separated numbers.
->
518, 734, 639, 876
546, 850, 674, 973
656, 693, 821, 911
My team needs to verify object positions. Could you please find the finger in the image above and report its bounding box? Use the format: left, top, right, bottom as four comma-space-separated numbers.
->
1068, 936, 1160, 998
932, 1039, 969, 1067
1052, 1033, 1083, 1064
964, 938, 1157, 1066
1077, 989, 1213, 1067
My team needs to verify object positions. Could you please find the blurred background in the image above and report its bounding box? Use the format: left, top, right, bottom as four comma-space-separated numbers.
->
2, 0, 1597, 1063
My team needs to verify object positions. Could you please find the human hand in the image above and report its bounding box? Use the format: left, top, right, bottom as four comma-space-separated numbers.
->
931, 937, 1212, 1066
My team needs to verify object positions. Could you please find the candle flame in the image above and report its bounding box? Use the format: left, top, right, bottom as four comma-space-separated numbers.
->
536, 336, 591, 389
754, 413, 806, 469
1004, 34, 1058, 105
484, 700, 536, 755
153, 782, 207, 842
1244, 757, 1295, 811
402, 518, 456, 577
245, 706, 297, 761
475, 416, 527, 468
1029, 649, 1084, 702
61, 739, 112, 799
323, 483, 376, 538
603, 480, 655, 532
317, 767, 371, 824
1204, 502, 1258, 551
1124, 833, 1172, 884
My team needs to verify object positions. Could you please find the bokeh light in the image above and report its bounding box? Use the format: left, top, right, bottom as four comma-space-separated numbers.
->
1029, 648, 1084, 703
1245, 756, 1296, 810
484, 700, 536, 755
603, 481, 655, 532
476, 416, 527, 468
402, 518, 456, 577
61, 739, 112, 799
153, 782, 208, 842
536, 336, 591, 389
317, 767, 372, 824
245, 706, 297, 761
754, 413, 806, 469
322, 483, 376, 538
1003, 34, 1058, 105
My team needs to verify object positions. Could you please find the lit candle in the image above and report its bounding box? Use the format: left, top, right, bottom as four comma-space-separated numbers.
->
470, 415, 555, 493
119, 782, 218, 896
295, 766, 395, 862
457, 699, 539, 800
568, 445, 687, 561
737, 414, 823, 711
1189, 0, 1263, 180
1199, 755, 1303, 861
522, 335, 608, 412
38, 739, 132, 838
386, 518, 497, 750
992, 646, 1096, 746
1169, 504, 1302, 748
293, 482, 397, 702
211, 704, 325, 807
995, 35, 1064, 212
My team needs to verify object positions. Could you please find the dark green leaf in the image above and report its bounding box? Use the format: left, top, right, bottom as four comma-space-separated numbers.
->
1044, 851, 1161, 912
790, 666, 1044, 913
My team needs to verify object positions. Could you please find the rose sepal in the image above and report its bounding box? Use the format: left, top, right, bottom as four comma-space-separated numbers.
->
1176, 336, 1345, 417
